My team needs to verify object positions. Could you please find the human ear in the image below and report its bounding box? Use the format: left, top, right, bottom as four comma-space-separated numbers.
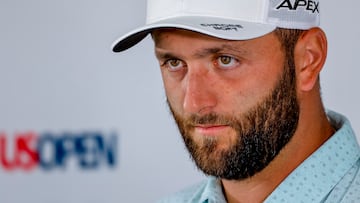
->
294, 28, 328, 91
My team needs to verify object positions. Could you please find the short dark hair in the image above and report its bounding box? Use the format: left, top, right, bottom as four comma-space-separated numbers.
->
274, 28, 304, 59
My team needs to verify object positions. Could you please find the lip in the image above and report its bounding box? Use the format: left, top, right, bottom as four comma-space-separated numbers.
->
194, 125, 230, 136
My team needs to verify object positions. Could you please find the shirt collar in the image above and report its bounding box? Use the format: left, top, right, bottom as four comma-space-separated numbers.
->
265, 110, 360, 202
199, 177, 226, 203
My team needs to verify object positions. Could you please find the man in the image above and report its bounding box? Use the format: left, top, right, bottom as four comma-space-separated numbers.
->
112, 0, 360, 202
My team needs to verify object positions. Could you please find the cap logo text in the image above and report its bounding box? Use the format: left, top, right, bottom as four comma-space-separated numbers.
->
276, 0, 319, 13
200, 24, 243, 31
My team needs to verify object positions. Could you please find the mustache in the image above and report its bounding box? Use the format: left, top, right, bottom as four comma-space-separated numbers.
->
166, 100, 239, 129
184, 113, 239, 128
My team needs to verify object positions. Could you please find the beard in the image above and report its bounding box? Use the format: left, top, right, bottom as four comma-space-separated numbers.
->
167, 58, 300, 180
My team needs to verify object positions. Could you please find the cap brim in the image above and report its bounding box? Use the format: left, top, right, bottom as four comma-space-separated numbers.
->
112, 16, 276, 52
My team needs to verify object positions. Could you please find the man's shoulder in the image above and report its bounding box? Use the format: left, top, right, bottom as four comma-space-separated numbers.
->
156, 180, 208, 203
325, 158, 360, 202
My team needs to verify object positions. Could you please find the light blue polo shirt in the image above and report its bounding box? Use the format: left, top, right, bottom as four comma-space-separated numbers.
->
158, 111, 360, 203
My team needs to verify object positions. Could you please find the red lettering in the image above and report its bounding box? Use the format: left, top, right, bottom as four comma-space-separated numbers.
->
16, 132, 39, 171
0, 133, 17, 170
0, 132, 39, 171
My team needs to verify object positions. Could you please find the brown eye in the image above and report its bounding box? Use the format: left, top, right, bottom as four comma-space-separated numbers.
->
166, 59, 184, 71
219, 56, 232, 65
216, 55, 239, 69
169, 60, 181, 67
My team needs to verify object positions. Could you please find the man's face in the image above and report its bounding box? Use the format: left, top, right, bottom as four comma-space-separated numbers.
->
153, 29, 299, 180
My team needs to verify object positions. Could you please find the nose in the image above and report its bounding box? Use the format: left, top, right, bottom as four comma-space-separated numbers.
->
183, 65, 218, 114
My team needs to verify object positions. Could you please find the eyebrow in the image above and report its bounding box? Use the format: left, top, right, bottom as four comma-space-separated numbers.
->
155, 44, 248, 61
155, 51, 178, 61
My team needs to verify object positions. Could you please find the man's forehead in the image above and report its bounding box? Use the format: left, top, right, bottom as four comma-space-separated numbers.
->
153, 28, 279, 56
153, 28, 241, 51
155, 45, 250, 62
153, 32, 247, 59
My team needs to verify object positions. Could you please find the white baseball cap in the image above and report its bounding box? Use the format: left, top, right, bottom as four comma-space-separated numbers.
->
112, 0, 320, 52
